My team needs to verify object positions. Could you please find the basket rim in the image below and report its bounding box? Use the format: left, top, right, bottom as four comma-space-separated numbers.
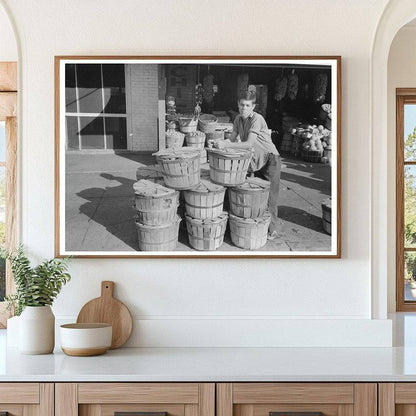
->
207, 148, 252, 160
135, 215, 182, 229
229, 211, 271, 224
185, 212, 228, 225
156, 152, 200, 162
199, 114, 218, 123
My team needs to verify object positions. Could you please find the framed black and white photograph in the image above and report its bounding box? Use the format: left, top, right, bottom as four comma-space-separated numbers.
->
55, 56, 341, 258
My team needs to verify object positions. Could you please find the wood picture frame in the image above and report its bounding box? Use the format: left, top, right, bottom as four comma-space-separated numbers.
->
55, 56, 341, 258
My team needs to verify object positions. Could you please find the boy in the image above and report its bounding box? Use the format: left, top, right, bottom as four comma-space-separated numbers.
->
214, 90, 281, 239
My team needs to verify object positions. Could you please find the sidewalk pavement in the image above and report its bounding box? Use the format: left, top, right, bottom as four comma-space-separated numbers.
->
65, 152, 331, 253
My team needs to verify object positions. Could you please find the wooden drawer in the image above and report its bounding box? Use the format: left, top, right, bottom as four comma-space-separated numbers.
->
0, 383, 53, 415
56, 383, 215, 416
217, 383, 377, 416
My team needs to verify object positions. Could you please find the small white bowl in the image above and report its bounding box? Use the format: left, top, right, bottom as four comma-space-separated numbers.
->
60, 323, 112, 356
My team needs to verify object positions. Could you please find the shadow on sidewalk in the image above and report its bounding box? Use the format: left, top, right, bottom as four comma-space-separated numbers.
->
278, 205, 326, 234
77, 172, 139, 250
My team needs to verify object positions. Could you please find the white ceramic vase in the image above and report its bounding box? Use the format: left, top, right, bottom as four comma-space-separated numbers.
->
19, 305, 55, 354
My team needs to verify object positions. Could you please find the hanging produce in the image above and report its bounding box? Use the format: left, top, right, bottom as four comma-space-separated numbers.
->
287, 71, 299, 101
237, 73, 249, 98
203, 74, 214, 106
248, 84, 257, 95
313, 73, 328, 103
274, 76, 287, 101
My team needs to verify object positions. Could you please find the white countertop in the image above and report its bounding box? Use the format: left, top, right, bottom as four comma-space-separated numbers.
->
2, 328, 416, 382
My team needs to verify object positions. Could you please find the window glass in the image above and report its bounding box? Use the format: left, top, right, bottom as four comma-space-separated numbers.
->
66, 116, 79, 150
79, 117, 105, 149
76, 64, 103, 113
105, 117, 127, 150
405, 252, 416, 301
404, 104, 416, 161
103, 64, 126, 114
405, 165, 416, 248
65, 64, 77, 113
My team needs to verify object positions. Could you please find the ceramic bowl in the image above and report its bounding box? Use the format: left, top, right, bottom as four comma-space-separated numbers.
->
60, 323, 112, 357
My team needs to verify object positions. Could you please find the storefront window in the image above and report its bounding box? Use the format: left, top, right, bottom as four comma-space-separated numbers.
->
65, 64, 127, 150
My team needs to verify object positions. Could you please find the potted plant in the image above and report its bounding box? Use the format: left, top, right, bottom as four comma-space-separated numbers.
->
2, 245, 71, 354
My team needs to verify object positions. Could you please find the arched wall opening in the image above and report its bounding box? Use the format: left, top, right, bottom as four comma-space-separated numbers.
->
0, 2, 18, 61
371, 0, 416, 320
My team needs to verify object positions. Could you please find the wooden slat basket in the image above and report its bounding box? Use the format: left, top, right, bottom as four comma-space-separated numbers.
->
135, 215, 181, 251
179, 115, 198, 133
290, 134, 304, 157
321, 198, 331, 235
154, 149, 201, 190
229, 211, 271, 250
198, 113, 218, 133
185, 212, 228, 251
166, 130, 185, 149
302, 148, 323, 163
133, 179, 179, 226
228, 177, 270, 219
279, 132, 292, 153
183, 179, 225, 219
185, 131, 206, 149
200, 148, 207, 164
206, 148, 252, 187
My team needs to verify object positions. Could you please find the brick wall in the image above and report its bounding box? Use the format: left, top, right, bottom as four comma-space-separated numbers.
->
129, 64, 159, 151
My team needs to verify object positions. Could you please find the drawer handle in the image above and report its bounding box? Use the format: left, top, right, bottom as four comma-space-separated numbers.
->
115, 412, 167, 416
270, 413, 324, 416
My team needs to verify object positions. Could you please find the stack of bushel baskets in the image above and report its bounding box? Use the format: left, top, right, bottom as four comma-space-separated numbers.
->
206, 148, 271, 250
133, 114, 275, 252
179, 115, 207, 164
133, 179, 181, 251
184, 179, 227, 251
133, 148, 201, 251
228, 178, 271, 250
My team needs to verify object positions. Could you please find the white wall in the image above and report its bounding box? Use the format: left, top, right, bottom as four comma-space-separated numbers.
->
387, 25, 416, 312
0, 3, 17, 61
0, 0, 393, 346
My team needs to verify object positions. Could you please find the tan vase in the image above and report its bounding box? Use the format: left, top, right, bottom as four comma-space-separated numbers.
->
19, 306, 55, 354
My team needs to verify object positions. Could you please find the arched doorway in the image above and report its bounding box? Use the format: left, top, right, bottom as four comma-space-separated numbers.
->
371, 0, 416, 319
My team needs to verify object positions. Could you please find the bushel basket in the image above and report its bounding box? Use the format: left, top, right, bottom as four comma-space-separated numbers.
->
183, 179, 225, 219
229, 211, 271, 250
185, 131, 206, 149
302, 148, 323, 163
198, 114, 218, 133
321, 198, 331, 235
154, 148, 201, 190
185, 212, 228, 251
165, 130, 185, 149
206, 148, 252, 187
228, 177, 270, 219
133, 179, 179, 226
179, 115, 198, 133
135, 215, 181, 251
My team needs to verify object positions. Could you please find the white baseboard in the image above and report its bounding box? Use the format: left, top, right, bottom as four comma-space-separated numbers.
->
56, 317, 392, 347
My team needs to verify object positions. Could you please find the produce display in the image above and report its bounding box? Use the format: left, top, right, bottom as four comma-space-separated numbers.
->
274, 76, 287, 101
313, 73, 328, 103
165, 129, 185, 149
287, 72, 299, 101
287, 124, 332, 163
203, 74, 214, 106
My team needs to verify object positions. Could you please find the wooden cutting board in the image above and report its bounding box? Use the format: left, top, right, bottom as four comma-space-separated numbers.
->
76, 281, 133, 349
